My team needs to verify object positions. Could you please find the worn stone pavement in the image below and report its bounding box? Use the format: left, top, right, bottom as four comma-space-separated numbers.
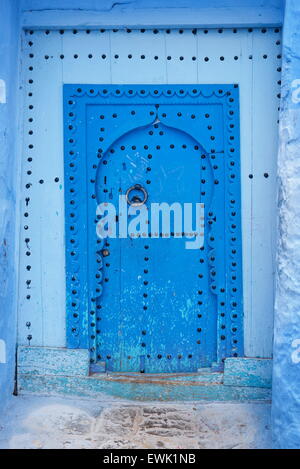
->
0, 395, 272, 449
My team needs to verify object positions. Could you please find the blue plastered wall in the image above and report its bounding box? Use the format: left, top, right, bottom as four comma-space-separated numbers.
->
272, 0, 300, 450
0, 0, 20, 413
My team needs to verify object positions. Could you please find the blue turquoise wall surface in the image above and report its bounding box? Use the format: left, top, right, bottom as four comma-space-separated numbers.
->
0, 0, 20, 412
272, 0, 300, 450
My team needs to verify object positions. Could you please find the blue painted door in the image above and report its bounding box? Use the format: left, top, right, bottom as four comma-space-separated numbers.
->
64, 85, 243, 373
96, 123, 216, 373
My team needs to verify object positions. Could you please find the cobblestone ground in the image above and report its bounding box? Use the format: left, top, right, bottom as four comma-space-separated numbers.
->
0, 395, 272, 449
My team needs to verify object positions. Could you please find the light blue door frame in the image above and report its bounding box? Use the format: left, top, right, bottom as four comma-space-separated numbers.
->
18, 26, 281, 358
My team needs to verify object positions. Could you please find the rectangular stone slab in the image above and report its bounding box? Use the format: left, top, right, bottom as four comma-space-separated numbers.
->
224, 358, 272, 389
18, 346, 90, 377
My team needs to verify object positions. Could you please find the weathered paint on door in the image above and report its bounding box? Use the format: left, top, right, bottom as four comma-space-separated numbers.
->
64, 84, 243, 372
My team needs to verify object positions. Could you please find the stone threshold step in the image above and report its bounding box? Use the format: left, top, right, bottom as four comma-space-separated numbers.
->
18, 373, 271, 402
17, 346, 272, 401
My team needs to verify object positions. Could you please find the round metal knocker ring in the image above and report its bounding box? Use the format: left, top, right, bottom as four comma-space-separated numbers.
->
126, 184, 148, 207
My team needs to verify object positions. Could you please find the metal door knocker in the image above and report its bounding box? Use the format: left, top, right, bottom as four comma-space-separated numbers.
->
126, 184, 148, 207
